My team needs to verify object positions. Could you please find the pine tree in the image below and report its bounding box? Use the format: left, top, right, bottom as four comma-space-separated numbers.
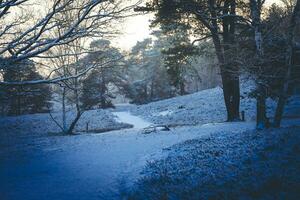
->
80, 39, 123, 109
0, 60, 51, 116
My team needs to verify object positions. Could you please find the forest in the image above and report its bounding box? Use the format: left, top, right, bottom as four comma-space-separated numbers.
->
0, 0, 299, 199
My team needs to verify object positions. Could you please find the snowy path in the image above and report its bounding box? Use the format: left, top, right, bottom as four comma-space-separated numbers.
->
113, 111, 152, 129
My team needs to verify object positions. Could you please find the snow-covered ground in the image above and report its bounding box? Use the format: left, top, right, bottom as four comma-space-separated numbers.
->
131, 87, 299, 126
130, 87, 262, 125
113, 111, 152, 129
128, 125, 300, 199
0, 87, 299, 199
0, 121, 258, 200
0, 109, 132, 146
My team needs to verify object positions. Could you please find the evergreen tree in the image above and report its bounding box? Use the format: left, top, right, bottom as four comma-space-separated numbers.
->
80, 40, 123, 109
158, 24, 198, 95
137, 0, 242, 121
124, 37, 175, 104
0, 61, 51, 116
81, 69, 115, 109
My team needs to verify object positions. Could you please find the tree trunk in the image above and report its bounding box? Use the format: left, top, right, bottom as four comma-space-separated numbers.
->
220, 68, 240, 121
100, 70, 106, 108
256, 87, 268, 129
62, 87, 67, 133
250, 0, 268, 129
179, 81, 185, 96
66, 109, 81, 135
66, 89, 82, 135
67, 55, 82, 135
211, 28, 240, 121
212, 0, 240, 121
274, 0, 300, 127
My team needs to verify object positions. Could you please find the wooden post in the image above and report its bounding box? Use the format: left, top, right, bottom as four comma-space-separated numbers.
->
86, 122, 89, 133
241, 111, 245, 121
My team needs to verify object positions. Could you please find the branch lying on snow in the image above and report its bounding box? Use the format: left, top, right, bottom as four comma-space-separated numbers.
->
143, 125, 171, 134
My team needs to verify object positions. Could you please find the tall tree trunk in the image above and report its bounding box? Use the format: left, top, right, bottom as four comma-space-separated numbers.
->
250, 0, 268, 129
228, 0, 241, 121
274, 0, 300, 127
211, 26, 240, 121
213, 0, 240, 121
67, 54, 82, 135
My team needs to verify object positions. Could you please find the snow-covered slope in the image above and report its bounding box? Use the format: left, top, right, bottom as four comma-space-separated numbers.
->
131, 87, 299, 126
0, 109, 131, 146
128, 126, 300, 199
0, 87, 299, 200
131, 87, 259, 125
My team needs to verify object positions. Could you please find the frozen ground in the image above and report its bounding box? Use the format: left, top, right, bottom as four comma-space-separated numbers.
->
0, 109, 131, 147
131, 87, 299, 126
128, 126, 300, 199
0, 87, 299, 200
113, 112, 152, 129
1, 120, 262, 200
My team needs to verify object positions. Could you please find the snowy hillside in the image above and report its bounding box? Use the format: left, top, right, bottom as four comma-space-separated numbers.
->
0, 87, 300, 200
0, 109, 132, 148
128, 126, 300, 199
1, 86, 298, 142
131, 86, 299, 126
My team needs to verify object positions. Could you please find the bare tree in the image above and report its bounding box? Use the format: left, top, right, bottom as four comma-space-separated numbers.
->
0, 0, 139, 85
47, 0, 100, 135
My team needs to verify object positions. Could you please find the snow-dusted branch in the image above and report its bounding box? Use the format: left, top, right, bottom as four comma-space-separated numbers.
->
0, 55, 125, 85
0, 0, 140, 85
0, 0, 133, 68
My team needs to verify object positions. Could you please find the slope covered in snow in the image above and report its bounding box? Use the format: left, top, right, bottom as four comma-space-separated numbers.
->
128, 126, 300, 199
131, 86, 299, 126
0, 86, 299, 200
131, 87, 257, 125
0, 109, 131, 146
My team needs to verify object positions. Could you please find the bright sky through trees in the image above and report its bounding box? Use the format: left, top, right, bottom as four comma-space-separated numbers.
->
114, 0, 283, 50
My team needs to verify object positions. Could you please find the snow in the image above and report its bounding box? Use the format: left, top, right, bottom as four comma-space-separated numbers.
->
0, 121, 258, 200
128, 126, 300, 199
113, 111, 152, 129
0, 109, 131, 145
155, 110, 174, 117
1, 86, 299, 199
129, 86, 268, 126
131, 86, 299, 126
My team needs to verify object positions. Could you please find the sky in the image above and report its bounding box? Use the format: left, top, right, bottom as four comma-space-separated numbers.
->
112, 13, 154, 51
113, 0, 283, 51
